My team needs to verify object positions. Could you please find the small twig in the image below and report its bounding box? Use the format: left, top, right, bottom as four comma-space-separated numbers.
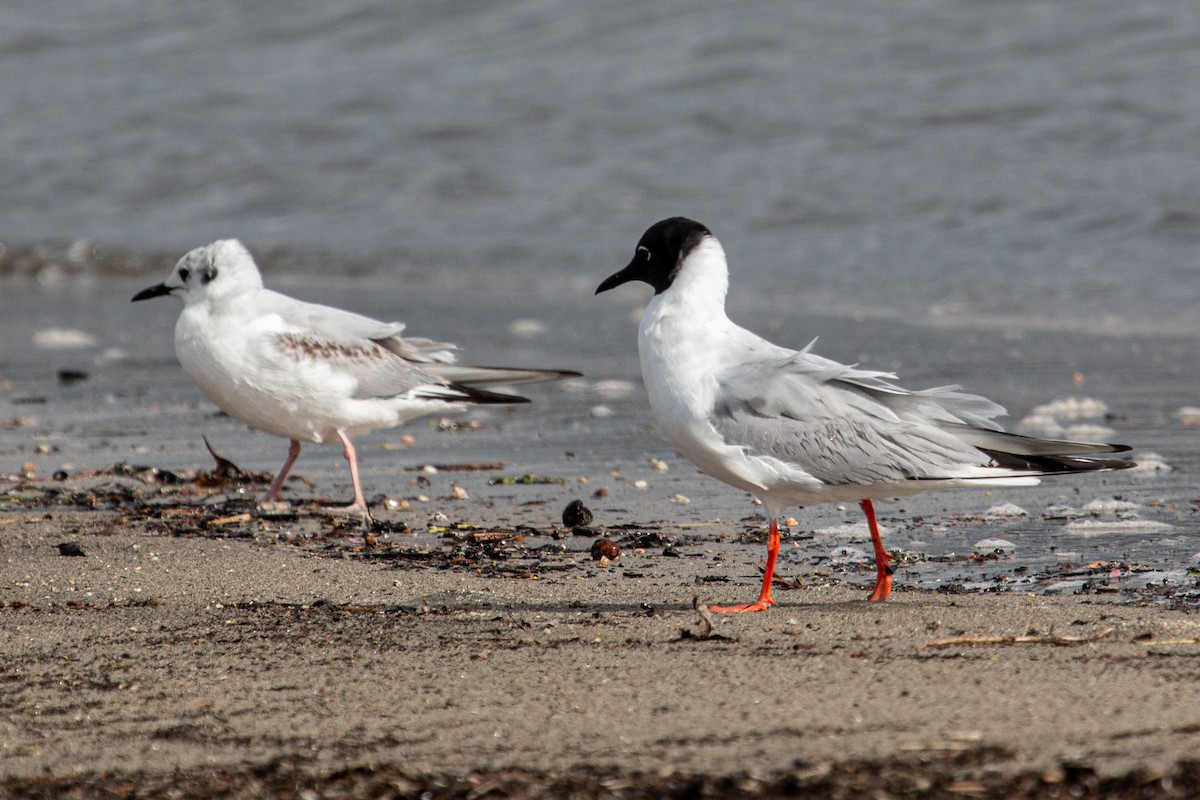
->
692, 595, 715, 639
203, 436, 244, 477
919, 626, 1115, 650
405, 462, 505, 472
676, 596, 730, 642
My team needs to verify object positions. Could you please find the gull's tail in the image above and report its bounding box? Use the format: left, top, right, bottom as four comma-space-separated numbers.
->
945, 424, 1136, 475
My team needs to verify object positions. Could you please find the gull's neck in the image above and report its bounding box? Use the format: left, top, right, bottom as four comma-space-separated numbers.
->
649, 236, 731, 324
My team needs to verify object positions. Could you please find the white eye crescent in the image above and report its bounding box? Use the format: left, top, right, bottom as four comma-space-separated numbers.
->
637, 246, 650, 260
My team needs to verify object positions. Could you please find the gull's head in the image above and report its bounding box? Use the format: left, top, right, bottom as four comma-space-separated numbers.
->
131, 239, 264, 306
596, 217, 724, 299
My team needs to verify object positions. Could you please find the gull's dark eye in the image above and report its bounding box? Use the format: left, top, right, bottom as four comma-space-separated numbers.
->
178, 268, 190, 282
637, 246, 650, 261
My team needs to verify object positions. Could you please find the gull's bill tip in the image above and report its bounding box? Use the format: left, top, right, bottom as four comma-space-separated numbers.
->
131, 282, 173, 302
595, 262, 639, 295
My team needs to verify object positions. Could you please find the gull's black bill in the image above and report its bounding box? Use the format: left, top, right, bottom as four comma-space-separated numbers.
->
595, 261, 643, 295
131, 283, 172, 302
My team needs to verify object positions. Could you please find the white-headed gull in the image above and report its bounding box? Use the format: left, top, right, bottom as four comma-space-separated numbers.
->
134, 239, 579, 512
597, 217, 1132, 611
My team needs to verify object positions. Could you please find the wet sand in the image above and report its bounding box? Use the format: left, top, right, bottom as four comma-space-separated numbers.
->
3, 276, 1200, 798
4, 462, 1200, 798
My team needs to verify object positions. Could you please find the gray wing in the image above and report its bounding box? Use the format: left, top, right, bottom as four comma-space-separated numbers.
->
260, 290, 578, 393
268, 331, 470, 402
261, 289, 460, 363
711, 343, 1128, 485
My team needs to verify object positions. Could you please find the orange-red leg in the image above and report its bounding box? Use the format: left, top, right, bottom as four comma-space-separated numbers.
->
264, 439, 302, 502
860, 499, 893, 601
710, 518, 780, 613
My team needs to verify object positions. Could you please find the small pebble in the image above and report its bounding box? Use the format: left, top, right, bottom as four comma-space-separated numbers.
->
562, 499, 593, 527
632, 480, 648, 490
592, 487, 610, 499
590, 539, 620, 562
449, 485, 470, 501
649, 458, 669, 472
671, 494, 691, 505
57, 542, 86, 557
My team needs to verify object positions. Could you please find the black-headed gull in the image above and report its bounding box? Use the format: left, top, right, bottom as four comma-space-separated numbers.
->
597, 217, 1133, 611
134, 239, 579, 512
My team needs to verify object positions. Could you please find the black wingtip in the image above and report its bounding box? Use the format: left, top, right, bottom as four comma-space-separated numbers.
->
453, 383, 532, 405
979, 448, 1137, 474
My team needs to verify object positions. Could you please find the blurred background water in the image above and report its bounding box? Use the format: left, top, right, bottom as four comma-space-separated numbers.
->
1, 0, 1198, 330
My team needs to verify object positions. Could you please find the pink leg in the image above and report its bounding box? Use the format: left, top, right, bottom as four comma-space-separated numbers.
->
336, 430, 368, 513
264, 440, 302, 502
709, 517, 781, 613
860, 499, 893, 601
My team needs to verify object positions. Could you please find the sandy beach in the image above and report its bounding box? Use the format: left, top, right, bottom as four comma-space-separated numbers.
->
3, 269, 1199, 798
3, 484, 1200, 798
4, 1, 1200, 794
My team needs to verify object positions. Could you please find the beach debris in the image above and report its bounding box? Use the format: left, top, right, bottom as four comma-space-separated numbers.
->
1128, 451, 1171, 474
33, 327, 97, 349
57, 541, 86, 557
590, 538, 620, 562
489, 474, 567, 485
1064, 519, 1175, 536
649, 458, 669, 472
983, 502, 1027, 519
1080, 497, 1140, 516
592, 486, 609, 499
562, 499, 593, 528
407, 462, 504, 472
677, 596, 731, 641
1016, 396, 1115, 439
593, 379, 634, 399
508, 318, 547, 337
449, 485, 470, 501
632, 479, 648, 490
210, 513, 252, 526
919, 626, 1115, 650
972, 538, 1016, 553
672, 494, 691, 505
57, 369, 89, 385
436, 417, 483, 432
202, 437, 243, 477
